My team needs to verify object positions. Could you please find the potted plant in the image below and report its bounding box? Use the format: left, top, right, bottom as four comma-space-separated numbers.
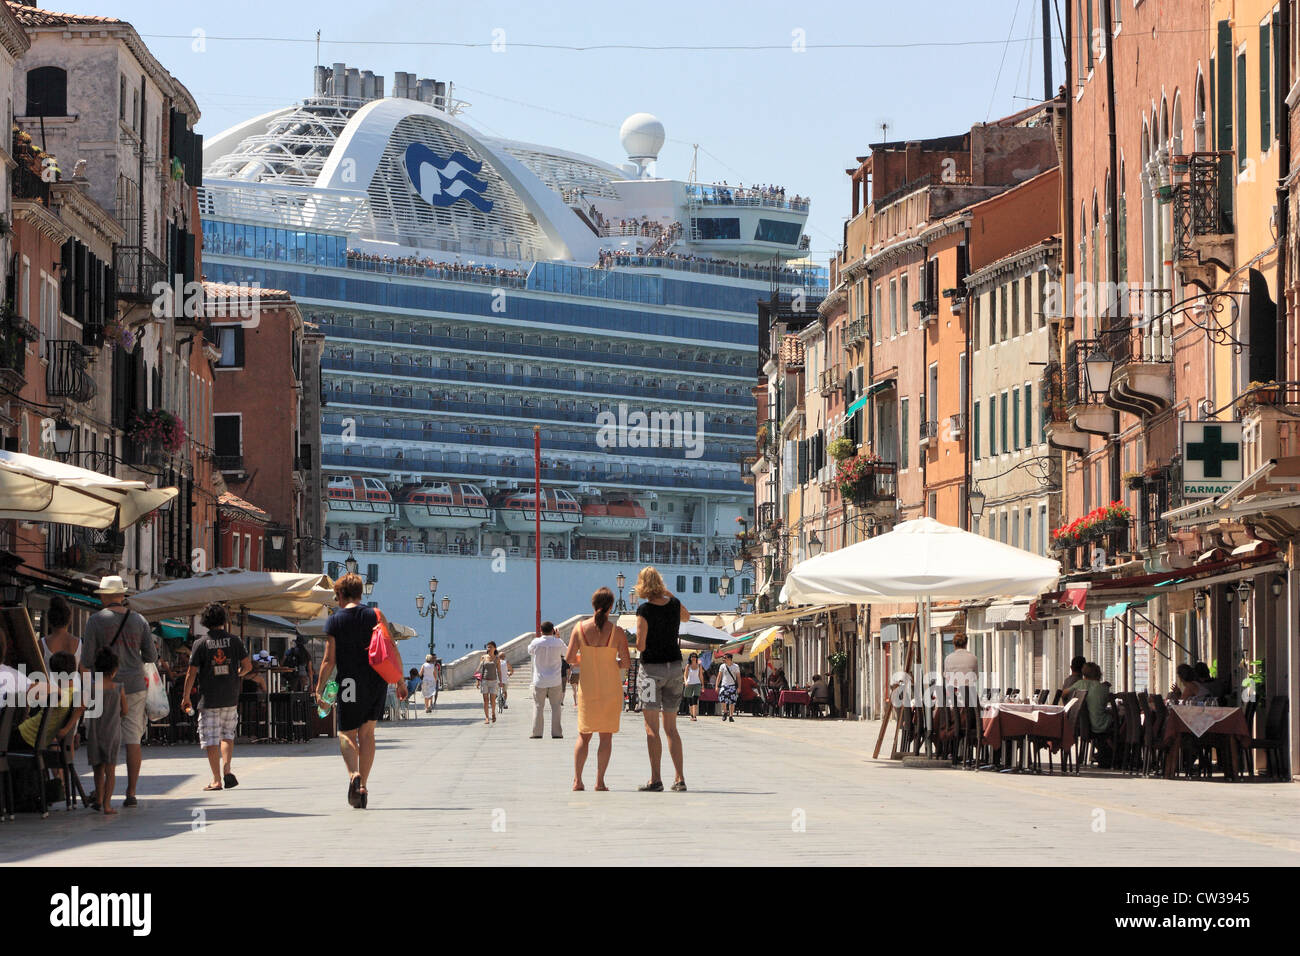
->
127, 409, 187, 455
827, 650, 849, 675
1247, 380, 1280, 406
836, 453, 884, 504
828, 436, 855, 462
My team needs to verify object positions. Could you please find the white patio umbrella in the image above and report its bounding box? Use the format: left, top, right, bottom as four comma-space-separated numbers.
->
297, 616, 418, 640
780, 518, 1061, 755
128, 568, 336, 622
0, 449, 177, 529
613, 615, 734, 648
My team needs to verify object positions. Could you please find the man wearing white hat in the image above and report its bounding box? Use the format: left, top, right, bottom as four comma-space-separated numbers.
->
82, 575, 157, 809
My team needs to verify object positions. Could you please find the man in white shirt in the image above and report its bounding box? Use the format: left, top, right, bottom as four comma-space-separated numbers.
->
942, 633, 980, 705
527, 621, 567, 739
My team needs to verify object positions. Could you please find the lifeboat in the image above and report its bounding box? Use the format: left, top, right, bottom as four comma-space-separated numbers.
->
581, 498, 648, 536
494, 488, 583, 533
325, 475, 396, 523
399, 482, 493, 529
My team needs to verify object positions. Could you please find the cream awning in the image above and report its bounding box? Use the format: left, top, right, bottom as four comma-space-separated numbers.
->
0, 449, 178, 529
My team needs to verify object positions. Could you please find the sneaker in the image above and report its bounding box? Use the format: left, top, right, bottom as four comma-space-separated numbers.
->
637, 780, 664, 792
671, 780, 688, 792
529, 735, 542, 739
122, 795, 138, 808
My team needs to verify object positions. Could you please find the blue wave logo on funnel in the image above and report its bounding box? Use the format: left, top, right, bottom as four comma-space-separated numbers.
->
403, 143, 494, 212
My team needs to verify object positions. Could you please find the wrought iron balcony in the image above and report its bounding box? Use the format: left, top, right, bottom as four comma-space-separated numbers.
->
918, 419, 939, 448
948, 412, 966, 440
0, 322, 28, 387
45, 339, 95, 402
1172, 152, 1233, 274
115, 244, 169, 303
818, 365, 843, 396
213, 454, 245, 473
843, 461, 898, 510
11, 161, 49, 205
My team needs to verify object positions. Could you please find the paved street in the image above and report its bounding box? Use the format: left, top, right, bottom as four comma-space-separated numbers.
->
2, 683, 1298, 866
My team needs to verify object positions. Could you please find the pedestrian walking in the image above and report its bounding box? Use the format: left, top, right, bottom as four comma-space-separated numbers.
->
419, 655, 439, 713
316, 573, 406, 809
566, 588, 629, 791
80, 575, 157, 808
632, 567, 689, 792
479, 642, 504, 724
715, 653, 741, 722
567, 656, 580, 705
181, 603, 252, 791
527, 620, 566, 739
86, 646, 126, 814
39, 596, 82, 670
683, 653, 704, 721
498, 654, 514, 710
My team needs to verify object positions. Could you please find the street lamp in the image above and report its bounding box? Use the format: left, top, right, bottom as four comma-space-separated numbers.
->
1271, 576, 1284, 598
344, 554, 359, 576
415, 578, 450, 657
614, 571, 630, 613
1193, 590, 1207, 611
1236, 579, 1254, 603
968, 485, 986, 519
52, 417, 75, 459
807, 532, 823, 558
1084, 347, 1116, 397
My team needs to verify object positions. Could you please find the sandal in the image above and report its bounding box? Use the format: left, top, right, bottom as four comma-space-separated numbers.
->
347, 774, 363, 808
671, 780, 688, 792
359, 788, 368, 810
223, 773, 239, 789
637, 780, 664, 792
203, 782, 223, 792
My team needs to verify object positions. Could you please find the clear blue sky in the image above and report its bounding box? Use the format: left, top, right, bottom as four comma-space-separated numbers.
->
71, 0, 1066, 261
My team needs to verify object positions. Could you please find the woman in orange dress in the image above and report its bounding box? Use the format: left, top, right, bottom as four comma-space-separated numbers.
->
565, 587, 629, 791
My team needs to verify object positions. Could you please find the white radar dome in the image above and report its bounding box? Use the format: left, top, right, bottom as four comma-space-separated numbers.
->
620, 113, 665, 161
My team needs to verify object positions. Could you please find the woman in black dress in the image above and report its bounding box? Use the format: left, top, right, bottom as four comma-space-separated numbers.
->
316, 573, 405, 808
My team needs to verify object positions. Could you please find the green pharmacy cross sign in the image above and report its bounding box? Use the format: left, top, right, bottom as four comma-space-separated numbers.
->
1182, 421, 1244, 498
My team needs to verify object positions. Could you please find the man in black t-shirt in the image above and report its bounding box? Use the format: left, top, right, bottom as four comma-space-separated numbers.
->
182, 603, 252, 792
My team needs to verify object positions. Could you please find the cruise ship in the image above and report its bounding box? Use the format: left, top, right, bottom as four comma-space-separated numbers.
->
198, 65, 820, 652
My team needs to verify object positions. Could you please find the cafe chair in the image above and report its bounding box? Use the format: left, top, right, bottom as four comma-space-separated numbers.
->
0, 702, 16, 820
1253, 696, 1290, 780
1062, 690, 1090, 775
1035, 689, 1050, 704
1116, 693, 1144, 775
1050, 689, 1062, 706
1141, 694, 1166, 777
1, 705, 53, 818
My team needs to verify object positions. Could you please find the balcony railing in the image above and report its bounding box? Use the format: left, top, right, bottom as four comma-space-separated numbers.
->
1172, 151, 1233, 260
919, 419, 939, 446
1042, 361, 1068, 422
115, 245, 169, 302
213, 454, 245, 472
0, 323, 27, 385
818, 365, 843, 395
45, 340, 95, 402
845, 317, 868, 345
843, 461, 898, 505
948, 412, 966, 439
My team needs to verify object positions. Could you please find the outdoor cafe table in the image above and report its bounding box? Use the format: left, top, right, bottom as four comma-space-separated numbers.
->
981, 701, 1076, 754
779, 689, 811, 717
1161, 704, 1250, 780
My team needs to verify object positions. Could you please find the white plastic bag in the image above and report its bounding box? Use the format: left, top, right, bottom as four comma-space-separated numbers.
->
143, 663, 170, 721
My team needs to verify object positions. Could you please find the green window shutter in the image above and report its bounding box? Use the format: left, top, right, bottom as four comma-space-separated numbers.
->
1237, 49, 1248, 170
1013, 390, 1021, 451
1000, 393, 1008, 454
1216, 21, 1235, 220
1024, 384, 1033, 447
973, 400, 981, 460
1260, 22, 1271, 149
989, 394, 997, 456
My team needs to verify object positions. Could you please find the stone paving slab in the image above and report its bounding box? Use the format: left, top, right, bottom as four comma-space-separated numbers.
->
1, 684, 1297, 866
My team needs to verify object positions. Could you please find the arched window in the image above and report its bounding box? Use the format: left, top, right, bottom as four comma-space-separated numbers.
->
26, 66, 67, 117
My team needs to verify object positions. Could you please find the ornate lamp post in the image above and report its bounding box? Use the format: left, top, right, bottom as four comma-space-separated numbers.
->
414, 575, 450, 658
614, 571, 630, 613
